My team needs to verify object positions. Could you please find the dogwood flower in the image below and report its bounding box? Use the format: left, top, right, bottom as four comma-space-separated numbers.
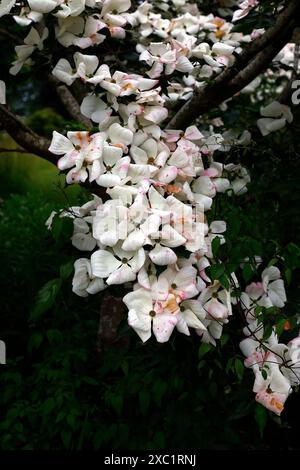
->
257, 101, 293, 136
72, 258, 106, 297
10, 27, 49, 75
232, 0, 258, 23
140, 42, 193, 78
245, 266, 287, 308
91, 245, 145, 285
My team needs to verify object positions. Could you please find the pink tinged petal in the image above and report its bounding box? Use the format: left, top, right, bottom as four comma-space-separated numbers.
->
206, 299, 228, 320
202, 168, 219, 177
57, 154, 77, 171
152, 313, 177, 343
106, 264, 136, 285
114, 157, 130, 179
143, 105, 168, 124
149, 244, 177, 266
91, 250, 121, 278
245, 282, 264, 300
184, 126, 203, 141
255, 391, 286, 416
157, 166, 178, 184
66, 168, 88, 184
147, 62, 164, 79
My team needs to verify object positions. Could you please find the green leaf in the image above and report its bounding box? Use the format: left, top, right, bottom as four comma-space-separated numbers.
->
139, 389, 150, 416
242, 263, 255, 283
284, 268, 292, 285
275, 318, 287, 337
219, 272, 230, 290
153, 380, 167, 406
67, 414, 76, 430
46, 329, 63, 345
198, 342, 212, 360
60, 261, 74, 280
28, 332, 43, 352
210, 263, 225, 280
255, 403, 267, 437
51, 216, 73, 247
110, 394, 123, 416
61, 429, 72, 449
211, 236, 221, 257
43, 397, 55, 415
234, 358, 244, 381
30, 278, 62, 321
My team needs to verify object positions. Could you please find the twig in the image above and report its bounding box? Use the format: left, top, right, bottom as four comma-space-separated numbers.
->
0, 104, 54, 162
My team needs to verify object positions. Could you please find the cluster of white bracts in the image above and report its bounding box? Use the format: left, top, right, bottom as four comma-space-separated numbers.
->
1, 0, 298, 415
239, 267, 300, 415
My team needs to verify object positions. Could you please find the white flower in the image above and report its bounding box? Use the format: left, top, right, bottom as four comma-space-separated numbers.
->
72, 217, 97, 251
245, 266, 287, 308
232, 0, 258, 22
123, 265, 203, 343
91, 245, 145, 285
80, 95, 113, 124
199, 281, 232, 322
10, 27, 49, 75
72, 258, 106, 297
140, 42, 193, 79
49, 130, 105, 183
257, 101, 293, 136
55, 16, 106, 49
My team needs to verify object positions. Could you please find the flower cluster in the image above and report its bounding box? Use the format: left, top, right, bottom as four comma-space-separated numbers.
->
239, 267, 300, 415
1, 0, 298, 416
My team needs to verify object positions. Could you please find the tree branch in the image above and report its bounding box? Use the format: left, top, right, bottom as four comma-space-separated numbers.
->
0, 147, 29, 153
49, 76, 92, 128
167, 0, 300, 129
0, 105, 55, 162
